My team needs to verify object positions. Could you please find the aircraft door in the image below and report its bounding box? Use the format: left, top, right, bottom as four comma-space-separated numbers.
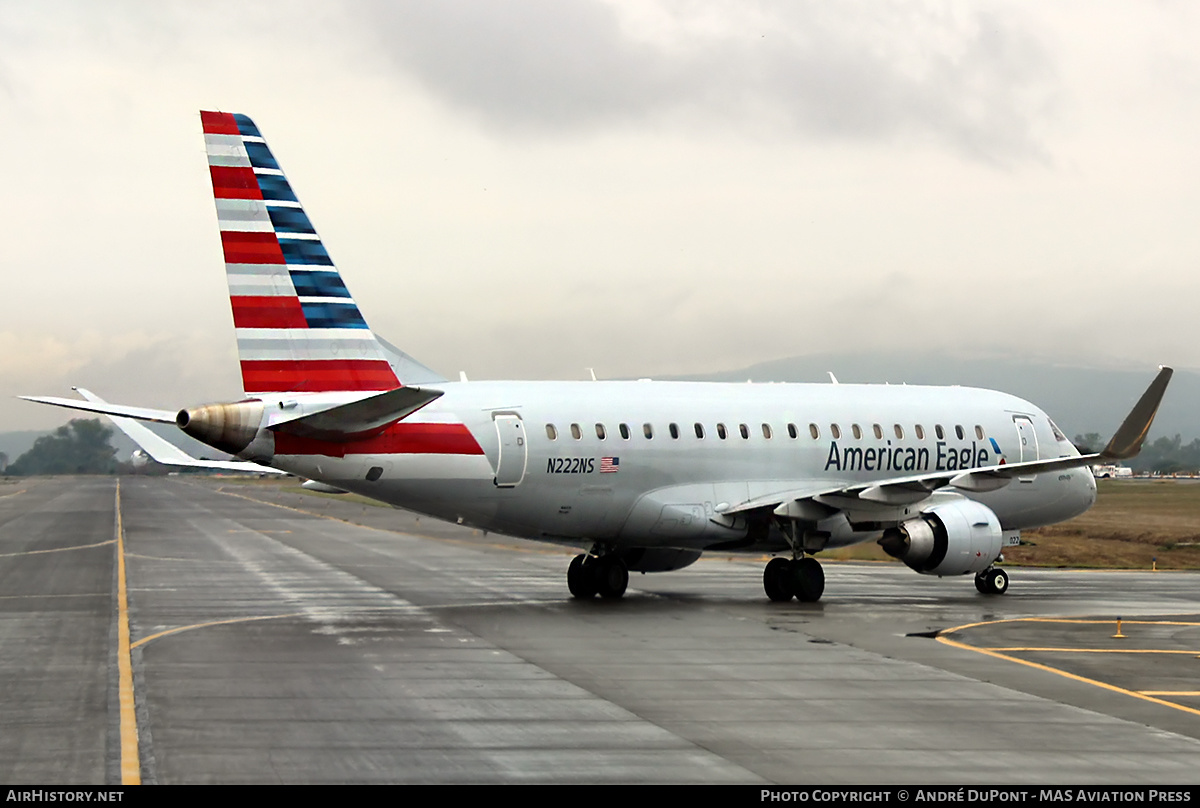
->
1013, 416, 1039, 483
493, 413, 528, 488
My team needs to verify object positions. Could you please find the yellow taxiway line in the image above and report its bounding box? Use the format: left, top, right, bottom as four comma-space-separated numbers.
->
938, 617, 1200, 719
115, 481, 140, 785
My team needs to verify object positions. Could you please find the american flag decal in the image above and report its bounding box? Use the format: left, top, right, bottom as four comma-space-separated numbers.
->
600, 456, 619, 473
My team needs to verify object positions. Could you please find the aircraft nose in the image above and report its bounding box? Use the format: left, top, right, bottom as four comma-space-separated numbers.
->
1080, 465, 1098, 509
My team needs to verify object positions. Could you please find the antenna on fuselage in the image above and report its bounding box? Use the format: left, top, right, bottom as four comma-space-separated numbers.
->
586, 368, 597, 381
459, 371, 469, 382
828, 372, 839, 384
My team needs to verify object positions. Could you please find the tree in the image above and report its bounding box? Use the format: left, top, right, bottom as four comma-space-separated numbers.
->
6, 419, 117, 475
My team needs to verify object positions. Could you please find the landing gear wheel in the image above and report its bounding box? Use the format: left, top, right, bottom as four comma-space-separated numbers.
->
764, 557, 793, 602
983, 567, 1009, 595
974, 573, 988, 593
568, 554, 598, 599
595, 556, 629, 599
790, 557, 825, 603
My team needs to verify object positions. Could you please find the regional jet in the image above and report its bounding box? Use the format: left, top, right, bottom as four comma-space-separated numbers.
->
24, 111, 1172, 602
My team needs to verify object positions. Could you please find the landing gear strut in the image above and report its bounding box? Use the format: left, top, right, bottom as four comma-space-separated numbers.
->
974, 566, 1009, 595
763, 556, 825, 603
568, 553, 628, 599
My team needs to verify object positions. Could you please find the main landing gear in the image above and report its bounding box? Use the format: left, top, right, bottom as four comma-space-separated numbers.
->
974, 566, 1009, 595
763, 556, 825, 603
568, 553, 629, 600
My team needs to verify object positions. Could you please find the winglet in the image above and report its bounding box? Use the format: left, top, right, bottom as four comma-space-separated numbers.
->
1100, 366, 1173, 460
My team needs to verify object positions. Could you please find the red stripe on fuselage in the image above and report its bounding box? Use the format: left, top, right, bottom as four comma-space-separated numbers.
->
230, 296, 307, 329
209, 165, 262, 200
201, 111, 239, 135
221, 231, 285, 264
275, 421, 484, 457
241, 359, 399, 393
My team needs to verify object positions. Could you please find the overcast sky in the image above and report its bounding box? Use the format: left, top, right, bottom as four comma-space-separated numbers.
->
3, 1, 1199, 431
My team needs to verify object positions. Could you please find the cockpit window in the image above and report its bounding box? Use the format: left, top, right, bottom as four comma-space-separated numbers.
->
1048, 419, 1068, 442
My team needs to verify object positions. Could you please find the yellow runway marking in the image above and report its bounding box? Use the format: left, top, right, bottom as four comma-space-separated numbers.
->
938, 617, 1200, 719
1140, 691, 1200, 696
984, 647, 1200, 654
115, 481, 140, 785
132, 613, 304, 650
0, 539, 116, 558
0, 488, 27, 499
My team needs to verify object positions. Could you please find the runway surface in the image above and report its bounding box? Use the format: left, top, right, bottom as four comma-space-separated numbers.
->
2, 475, 1199, 784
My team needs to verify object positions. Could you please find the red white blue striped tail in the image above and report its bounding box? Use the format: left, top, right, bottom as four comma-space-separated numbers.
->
201, 110, 400, 395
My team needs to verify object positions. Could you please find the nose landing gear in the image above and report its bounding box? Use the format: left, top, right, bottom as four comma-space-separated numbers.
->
974, 566, 1009, 595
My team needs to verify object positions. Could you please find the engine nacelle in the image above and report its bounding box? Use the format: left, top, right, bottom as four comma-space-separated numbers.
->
177, 400, 274, 462
878, 500, 1003, 576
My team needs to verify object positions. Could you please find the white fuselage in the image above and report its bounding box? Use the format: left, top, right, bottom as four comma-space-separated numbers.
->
260, 380, 1098, 554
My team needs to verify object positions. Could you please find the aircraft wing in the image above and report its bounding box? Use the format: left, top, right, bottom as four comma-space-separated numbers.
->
73, 389, 285, 475
726, 366, 1172, 517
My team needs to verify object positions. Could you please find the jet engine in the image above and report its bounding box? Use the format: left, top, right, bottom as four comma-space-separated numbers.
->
878, 499, 1003, 576
176, 400, 274, 462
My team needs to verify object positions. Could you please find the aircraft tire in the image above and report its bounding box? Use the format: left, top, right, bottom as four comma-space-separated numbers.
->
568, 554, 598, 599
596, 556, 629, 599
974, 572, 989, 593
983, 567, 1009, 595
792, 557, 825, 603
763, 558, 794, 602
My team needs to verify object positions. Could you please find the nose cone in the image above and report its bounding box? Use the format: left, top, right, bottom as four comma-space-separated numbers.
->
1071, 465, 1098, 516
1083, 464, 1098, 504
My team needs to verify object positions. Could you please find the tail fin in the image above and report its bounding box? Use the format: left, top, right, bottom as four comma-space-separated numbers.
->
201, 110, 401, 395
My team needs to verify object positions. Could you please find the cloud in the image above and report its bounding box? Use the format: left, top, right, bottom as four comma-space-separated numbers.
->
364, 0, 1056, 162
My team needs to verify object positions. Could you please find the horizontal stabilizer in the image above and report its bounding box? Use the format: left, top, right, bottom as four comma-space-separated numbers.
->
17, 395, 178, 424
271, 386, 443, 441
73, 389, 285, 475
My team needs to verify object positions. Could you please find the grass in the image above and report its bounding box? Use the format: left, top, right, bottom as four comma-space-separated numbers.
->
1009, 480, 1200, 570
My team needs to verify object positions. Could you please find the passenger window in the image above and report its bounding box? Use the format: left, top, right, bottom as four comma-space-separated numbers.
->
762, 424, 772, 439
852, 424, 862, 440
873, 424, 883, 439
717, 423, 728, 440
894, 424, 903, 439
669, 423, 680, 439
739, 423, 749, 439
643, 423, 654, 439
570, 423, 582, 440
365, 466, 384, 482
619, 423, 630, 440
915, 425, 925, 440
955, 425, 965, 440
787, 423, 799, 439
595, 423, 606, 440
808, 424, 819, 440
975, 425, 985, 440
831, 424, 841, 439
694, 423, 705, 439
546, 424, 558, 440
935, 425, 945, 440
